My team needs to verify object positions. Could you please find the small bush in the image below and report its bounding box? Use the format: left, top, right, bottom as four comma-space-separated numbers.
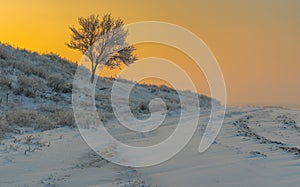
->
14, 74, 45, 97
0, 52, 6, 60
49, 93, 65, 103
95, 93, 110, 101
38, 104, 60, 113
98, 111, 115, 122
30, 66, 47, 78
47, 74, 72, 93
0, 45, 13, 60
159, 85, 172, 93
0, 75, 12, 89
0, 115, 15, 139
49, 110, 75, 127
23, 64, 46, 78
139, 102, 150, 113
0, 58, 9, 67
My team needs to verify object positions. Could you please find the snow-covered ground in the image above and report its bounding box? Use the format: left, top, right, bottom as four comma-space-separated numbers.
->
1, 106, 300, 187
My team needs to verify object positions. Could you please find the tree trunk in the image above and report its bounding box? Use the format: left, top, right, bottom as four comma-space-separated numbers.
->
90, 69, 95, 84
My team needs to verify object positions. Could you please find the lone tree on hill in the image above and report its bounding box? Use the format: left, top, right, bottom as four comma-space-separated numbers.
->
66, 14, 137, 83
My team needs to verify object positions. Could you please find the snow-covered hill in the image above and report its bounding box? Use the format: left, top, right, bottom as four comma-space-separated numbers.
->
0, 43, 216, 139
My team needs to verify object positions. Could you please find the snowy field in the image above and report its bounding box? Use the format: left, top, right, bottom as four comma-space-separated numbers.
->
1, 106, 300, 187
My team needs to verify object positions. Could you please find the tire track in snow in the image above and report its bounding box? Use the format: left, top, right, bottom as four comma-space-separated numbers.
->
233, 112, 300, 157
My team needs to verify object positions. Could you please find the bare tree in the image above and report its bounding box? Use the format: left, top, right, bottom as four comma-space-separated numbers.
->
66, 14, 137, 83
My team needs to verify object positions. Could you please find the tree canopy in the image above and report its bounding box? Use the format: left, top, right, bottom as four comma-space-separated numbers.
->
66, 14, 137, 83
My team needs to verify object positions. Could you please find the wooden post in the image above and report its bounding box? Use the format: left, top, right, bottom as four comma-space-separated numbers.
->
6, 93, 8, 104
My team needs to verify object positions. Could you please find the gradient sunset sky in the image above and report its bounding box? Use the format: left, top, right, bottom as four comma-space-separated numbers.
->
1, 0, 299, 107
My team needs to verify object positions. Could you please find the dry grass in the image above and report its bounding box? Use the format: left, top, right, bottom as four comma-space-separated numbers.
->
2, 108, 75, 131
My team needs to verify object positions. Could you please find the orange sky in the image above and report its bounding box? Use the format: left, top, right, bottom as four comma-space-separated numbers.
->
1, 0, 299, 107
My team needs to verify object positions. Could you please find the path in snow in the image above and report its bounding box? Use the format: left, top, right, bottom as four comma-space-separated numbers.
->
1, 107, 300, 186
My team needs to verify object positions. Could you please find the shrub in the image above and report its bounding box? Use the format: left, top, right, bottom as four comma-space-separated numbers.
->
0, 75, 12, 89
38, 104, 60, 113
139, 102, 150, 113
50, 110, 75, 127
30, 66, 47, 78
0, 44, 13, 60
98, 111, 115, 123
0, 115, 15, 139
0, 58, 9, 67
48, 93, 65, 102
21, 62, 46, 79
0, 51, 6, 60
47, 74, 72, 93
14, 73, 45, 97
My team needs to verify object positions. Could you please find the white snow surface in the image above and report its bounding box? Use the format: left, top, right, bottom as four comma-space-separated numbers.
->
1, 106, 300, 186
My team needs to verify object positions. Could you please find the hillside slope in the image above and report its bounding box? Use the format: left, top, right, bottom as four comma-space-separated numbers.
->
0, 43, 216, 138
